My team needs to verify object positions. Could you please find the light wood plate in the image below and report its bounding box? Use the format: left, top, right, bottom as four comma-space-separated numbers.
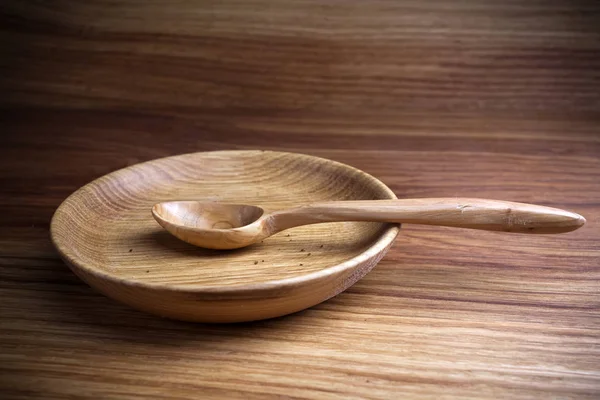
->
50, 150, 400, 322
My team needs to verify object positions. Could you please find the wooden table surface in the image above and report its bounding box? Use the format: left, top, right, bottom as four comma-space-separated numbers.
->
2, 1, 599, 399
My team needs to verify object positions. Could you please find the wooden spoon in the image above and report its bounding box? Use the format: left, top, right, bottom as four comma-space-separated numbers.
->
152, 198, 585, 250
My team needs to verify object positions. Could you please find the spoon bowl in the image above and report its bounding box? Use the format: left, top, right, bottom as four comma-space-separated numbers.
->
154, 201, 264, 229
152, 201, 268, 249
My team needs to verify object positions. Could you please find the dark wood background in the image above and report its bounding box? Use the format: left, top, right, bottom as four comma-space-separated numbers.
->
1, 1, 599, 398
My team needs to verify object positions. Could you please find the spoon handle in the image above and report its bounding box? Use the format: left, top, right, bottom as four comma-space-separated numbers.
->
274, 198, 585, 234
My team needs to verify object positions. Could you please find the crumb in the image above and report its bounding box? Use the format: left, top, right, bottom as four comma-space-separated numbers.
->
320, 245, 324, 248
286, 234, 290, 237
300, 248, 305, 252
299, 263, 303, 266
254, 261, 258, 265
261, 260, 264, 262
129, 249, 132, 252
307, 253, 311, 256
146, 270, 149, 273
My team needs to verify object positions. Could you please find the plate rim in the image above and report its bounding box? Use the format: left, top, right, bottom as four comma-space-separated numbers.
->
50, 150, 401, 294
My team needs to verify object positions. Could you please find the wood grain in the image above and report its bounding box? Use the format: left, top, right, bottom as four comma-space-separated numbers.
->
1, 0, 600, 398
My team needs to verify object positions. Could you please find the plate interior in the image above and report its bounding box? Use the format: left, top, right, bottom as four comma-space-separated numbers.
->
52, 151, 397, 288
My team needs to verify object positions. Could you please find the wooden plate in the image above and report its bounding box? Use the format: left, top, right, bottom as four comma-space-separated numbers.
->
50, 150, 400, 322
